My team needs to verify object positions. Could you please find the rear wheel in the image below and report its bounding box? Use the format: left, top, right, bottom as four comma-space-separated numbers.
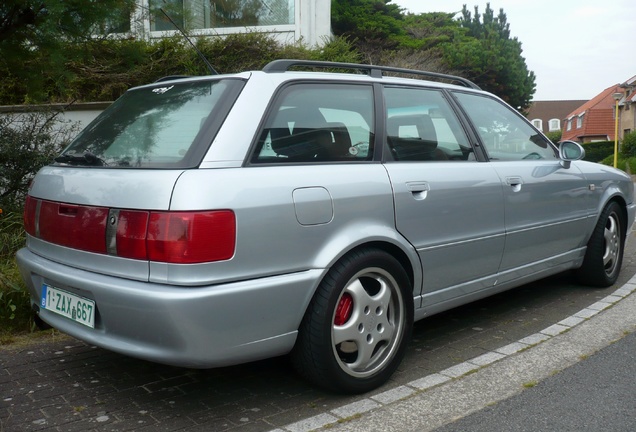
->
577, 201, 625, 287
292, 248, 413, 393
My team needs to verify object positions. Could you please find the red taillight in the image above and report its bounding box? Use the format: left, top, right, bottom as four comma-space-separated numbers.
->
115, 210, 149, 260
24, 198, 235, 264
23, 195, 38, 236
146, 211, 236, 264
38, 200, 108, 253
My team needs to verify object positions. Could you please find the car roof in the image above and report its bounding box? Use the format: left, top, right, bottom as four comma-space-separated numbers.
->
141, 59, 482, 94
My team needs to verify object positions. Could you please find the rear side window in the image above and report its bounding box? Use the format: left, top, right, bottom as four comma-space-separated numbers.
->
59, 79, 244, 168
251, 83, 375, 163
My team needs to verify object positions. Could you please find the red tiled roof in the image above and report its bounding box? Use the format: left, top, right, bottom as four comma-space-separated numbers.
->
563, 85, 620, 119
561, 85, 623, 142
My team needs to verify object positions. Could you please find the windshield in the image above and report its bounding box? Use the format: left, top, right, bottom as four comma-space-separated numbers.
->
57, 79, 244, 168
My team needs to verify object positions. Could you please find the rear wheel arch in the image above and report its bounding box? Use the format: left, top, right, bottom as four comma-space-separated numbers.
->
292, 245, 415, 393
350, 241, 416, 290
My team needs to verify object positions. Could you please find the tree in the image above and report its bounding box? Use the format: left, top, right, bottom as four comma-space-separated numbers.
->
331, 0, 405, 50
0, 0, 136, 103
442, 3, 536, 110
331, 1, 536, 111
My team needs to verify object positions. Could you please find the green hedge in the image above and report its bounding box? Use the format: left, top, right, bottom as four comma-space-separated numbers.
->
0, 33, 361, 105
582, 141, 615, 163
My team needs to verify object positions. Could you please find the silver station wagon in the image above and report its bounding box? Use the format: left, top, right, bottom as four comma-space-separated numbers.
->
17, 60, 636, 393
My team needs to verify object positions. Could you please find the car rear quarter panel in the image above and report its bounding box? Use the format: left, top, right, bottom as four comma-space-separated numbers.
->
166, 164, 421, 291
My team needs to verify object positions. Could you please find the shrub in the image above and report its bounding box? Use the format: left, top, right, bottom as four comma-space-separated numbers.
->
0, 210, 32, 335
545, 130, 561, 144
0, 109, 80, 336
0, 33, 364, 105
620, 131, 636, 158
0, 110, 78, 212
582, 141, 614, 163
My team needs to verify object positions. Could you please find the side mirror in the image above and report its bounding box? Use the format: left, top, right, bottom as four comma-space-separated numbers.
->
558, 140, 585, 169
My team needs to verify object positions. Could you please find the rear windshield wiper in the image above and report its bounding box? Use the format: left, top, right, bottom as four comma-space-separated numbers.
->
54, 151, 107, 166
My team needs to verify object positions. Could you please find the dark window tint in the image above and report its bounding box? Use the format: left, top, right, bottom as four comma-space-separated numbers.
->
60, 79, 244, 168
385, 87, 474, 161
252, 84, 374, 163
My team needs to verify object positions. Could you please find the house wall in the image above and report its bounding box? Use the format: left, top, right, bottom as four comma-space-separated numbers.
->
129, 0, 331, 47
620, 105, 635, 138
0, 103, 111, 140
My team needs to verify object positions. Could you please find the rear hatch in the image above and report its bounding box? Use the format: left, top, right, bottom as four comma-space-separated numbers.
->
24, 77, 245, 281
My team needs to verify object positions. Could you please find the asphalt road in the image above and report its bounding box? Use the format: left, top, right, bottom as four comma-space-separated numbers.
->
433, 331, 636, 432
1, 228, 636, 432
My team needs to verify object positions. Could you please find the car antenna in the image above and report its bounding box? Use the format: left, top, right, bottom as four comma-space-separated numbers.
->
159, 7, 218, 75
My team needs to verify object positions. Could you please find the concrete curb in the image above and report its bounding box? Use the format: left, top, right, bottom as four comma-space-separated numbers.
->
268, 277, 636, 432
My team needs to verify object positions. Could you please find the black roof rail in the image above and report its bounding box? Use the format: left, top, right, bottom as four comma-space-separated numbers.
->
262, 59, 480, 90
154, 75, 191, 83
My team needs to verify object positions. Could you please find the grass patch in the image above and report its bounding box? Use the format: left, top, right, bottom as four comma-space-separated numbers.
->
522, 380, 538, 388
0, 328, 67, 350
336, 413, 362, 424
0, 209, 34, 337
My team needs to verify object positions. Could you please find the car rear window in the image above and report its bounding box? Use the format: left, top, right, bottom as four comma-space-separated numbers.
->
58, 79, 245, 168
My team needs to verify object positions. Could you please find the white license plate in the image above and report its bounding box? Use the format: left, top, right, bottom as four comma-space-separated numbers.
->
41, 284, 95, 328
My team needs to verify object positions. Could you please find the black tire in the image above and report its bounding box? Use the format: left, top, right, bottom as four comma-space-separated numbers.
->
291, 248, 413, 394
576, 201, 625, 287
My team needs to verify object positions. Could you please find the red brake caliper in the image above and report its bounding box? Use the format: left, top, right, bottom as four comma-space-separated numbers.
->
334, 293, 353, 326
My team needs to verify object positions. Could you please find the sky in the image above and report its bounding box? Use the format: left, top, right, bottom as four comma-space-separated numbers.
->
391, 0, 635, 101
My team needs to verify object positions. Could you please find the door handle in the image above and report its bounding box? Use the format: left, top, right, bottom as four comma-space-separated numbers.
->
406, 182, 430, 200
505, 176, 523, 192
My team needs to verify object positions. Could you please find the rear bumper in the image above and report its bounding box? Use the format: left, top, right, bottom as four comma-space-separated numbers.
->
16, 248, 322, 368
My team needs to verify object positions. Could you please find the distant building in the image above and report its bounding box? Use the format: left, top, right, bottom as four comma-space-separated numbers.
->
561, 85, 625, 143
616, 75, 636, 141
559, 74, 636, 143
104, 0, 331, 46
526, 100, 587, 135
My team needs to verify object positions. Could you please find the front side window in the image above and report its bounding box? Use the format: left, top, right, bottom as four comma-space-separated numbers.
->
384, 87, 473, 161
59, 79, 244, 168
454, 92, 557, 161
251, 84, 374, 163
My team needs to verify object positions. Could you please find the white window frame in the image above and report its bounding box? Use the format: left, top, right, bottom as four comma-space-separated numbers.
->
97, 0, 329, 46
548, 118, 560, 131
531, 119, 543, 130
577, 113, 584, 129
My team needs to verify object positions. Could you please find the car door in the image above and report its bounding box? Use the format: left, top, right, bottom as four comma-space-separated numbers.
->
382, 86, 506, 306
452, 91, 594, 283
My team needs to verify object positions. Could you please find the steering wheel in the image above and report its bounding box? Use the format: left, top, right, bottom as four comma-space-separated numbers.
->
522, 152, 542, 160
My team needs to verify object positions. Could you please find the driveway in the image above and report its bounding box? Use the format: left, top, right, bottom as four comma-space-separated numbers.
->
2, 229, 636, 432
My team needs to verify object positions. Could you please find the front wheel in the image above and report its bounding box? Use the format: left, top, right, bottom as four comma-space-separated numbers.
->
291, 248, 413, 393
576, 201, 625, 287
